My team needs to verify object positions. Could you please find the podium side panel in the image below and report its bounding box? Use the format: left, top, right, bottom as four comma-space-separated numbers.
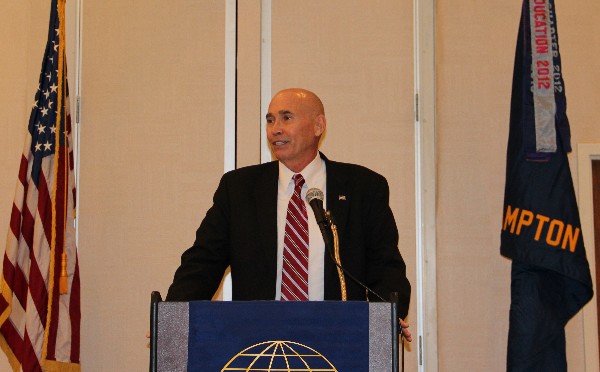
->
157, 302, 189, 372
369, 302, 393, 372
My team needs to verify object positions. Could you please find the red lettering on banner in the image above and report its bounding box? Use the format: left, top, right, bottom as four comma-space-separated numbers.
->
537, 78, 551, 90
536, 61, 551, 89
532, 0, 550, 55
531, 0, 552, 89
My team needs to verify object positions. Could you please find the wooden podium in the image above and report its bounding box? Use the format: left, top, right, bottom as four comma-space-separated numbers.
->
149, 292, 400, 371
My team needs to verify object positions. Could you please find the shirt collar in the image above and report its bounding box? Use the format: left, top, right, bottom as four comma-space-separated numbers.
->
278, 153, 324, 189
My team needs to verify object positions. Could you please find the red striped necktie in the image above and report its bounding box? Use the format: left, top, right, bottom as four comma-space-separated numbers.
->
281, 174, 309, 301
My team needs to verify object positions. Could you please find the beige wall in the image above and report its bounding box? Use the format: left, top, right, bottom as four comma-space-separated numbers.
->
436, 1, 518, 369
1, 1, 600, 371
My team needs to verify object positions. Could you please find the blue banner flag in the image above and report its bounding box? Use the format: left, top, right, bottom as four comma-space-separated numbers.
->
501, 0, 593, 370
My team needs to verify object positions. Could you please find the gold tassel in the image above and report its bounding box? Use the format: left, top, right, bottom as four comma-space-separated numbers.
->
59, 250, 68, 294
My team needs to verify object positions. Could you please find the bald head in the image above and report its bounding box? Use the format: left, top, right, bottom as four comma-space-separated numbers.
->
272, 88, 325, 117
266, 88, 327, 172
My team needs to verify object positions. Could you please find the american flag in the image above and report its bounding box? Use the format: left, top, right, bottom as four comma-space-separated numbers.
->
0, 0, 81, 371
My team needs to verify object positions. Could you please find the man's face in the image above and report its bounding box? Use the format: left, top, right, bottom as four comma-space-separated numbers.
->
266, 91, 324, 172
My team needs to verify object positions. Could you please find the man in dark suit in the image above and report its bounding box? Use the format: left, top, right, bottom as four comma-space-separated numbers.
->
166, 88, 411, 339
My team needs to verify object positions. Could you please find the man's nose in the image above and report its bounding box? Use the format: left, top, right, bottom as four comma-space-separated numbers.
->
270, 120, 283, 134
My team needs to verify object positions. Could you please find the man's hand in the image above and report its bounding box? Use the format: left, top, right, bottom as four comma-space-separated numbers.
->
400, 319, 412, 342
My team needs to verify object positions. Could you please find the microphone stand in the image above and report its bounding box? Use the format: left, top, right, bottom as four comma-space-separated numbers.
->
325, 211, 346, 301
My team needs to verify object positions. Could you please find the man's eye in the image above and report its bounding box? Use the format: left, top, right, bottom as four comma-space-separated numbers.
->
266, 118, 274, 124
283, 115, 292, 121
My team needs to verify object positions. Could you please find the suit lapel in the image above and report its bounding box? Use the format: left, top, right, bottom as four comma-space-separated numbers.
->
254, 162, 279, 289
324, 157, 350, 238
322, 155, 351, 300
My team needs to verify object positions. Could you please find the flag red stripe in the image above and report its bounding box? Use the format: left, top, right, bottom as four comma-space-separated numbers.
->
18, 154, 28, 186
27, 254, 48, 325
9, 204, 23, 242
0, 253, 30, 312
1, 253, 16, 292
2, 259, 29, 310
69, 257, 81, 362
13, 266, 30, 311
20, 206, 35, 251
45, 241, 62, 360
22, 330, 43, 372
0, 316, 24, 361
36, 173, 54, 245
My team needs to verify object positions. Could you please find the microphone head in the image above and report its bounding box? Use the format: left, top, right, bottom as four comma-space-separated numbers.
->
305, 188, 324, 204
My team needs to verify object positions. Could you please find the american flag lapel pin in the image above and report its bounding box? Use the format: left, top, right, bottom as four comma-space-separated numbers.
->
338, 195, 346, 201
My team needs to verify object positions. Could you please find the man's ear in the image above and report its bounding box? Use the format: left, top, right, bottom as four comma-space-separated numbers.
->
314, 114, 327, 136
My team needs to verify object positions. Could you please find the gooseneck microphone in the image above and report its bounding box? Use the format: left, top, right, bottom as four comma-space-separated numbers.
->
304, 188, 386, 302
305, 188, 333, 248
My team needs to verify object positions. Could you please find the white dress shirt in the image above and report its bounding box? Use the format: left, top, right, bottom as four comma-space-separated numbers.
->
274, 154, 326, 301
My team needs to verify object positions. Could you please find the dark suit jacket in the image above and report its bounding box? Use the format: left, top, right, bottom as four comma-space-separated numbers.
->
166, 154, 411, 318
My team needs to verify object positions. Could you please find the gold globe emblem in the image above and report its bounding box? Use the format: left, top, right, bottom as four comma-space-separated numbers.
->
221, 340, 338, 371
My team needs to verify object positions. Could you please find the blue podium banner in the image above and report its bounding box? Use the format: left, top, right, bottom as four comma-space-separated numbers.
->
156, 301, 393, 372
